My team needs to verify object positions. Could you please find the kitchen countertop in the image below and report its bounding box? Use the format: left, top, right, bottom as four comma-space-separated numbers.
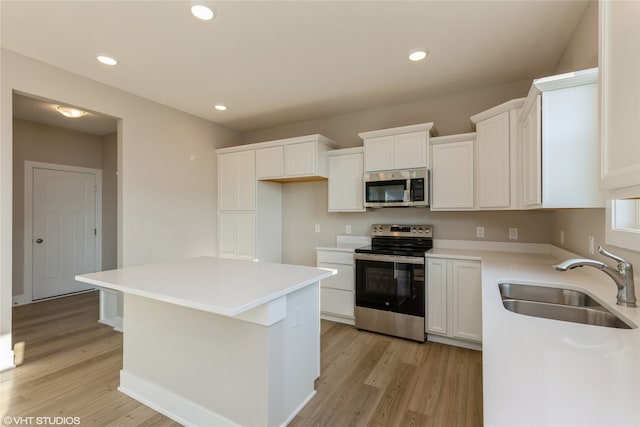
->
316, 235, 370, 252
76, 256, 334, 317
428, 246, 640, 427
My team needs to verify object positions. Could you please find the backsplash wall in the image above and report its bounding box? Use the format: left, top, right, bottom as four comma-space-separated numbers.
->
283, 181, 553, 266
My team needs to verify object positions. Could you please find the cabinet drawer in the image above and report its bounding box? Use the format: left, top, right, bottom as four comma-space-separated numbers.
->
318, 263, 354, 291
320, 288, 354, 318
316, 250, 354, 265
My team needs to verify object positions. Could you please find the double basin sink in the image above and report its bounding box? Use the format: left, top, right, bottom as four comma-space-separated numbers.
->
499, 283, 634, 329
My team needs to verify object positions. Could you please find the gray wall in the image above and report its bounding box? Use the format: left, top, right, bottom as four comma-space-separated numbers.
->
102, 132, 117, 271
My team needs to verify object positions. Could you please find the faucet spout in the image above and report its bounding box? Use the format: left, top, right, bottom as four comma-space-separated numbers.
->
552, 247, 637, 307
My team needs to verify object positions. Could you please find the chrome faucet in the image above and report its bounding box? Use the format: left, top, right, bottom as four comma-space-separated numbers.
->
553, 246, 636, 307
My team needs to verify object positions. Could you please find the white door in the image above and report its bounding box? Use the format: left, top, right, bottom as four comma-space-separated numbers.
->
32, 168, 97, 300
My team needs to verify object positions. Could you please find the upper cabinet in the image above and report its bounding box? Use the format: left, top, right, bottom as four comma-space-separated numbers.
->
471, 99, 524, 210
599, 0, 640, 196
255, 134, 338, 182
519, 68, 604, 209
430, 133, 475, 211
218, 150, 256, 211
327, 147, 365, 212
359, 123, 436, 172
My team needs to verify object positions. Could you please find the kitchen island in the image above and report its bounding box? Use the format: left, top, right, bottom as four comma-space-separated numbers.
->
76, 256, 334, 427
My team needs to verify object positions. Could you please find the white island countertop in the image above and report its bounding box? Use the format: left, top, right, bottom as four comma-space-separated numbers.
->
76, 256, 334, 317
428, 246, 640, 427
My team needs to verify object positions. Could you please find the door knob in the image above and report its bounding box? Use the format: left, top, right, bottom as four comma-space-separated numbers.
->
35, 238, 43, 244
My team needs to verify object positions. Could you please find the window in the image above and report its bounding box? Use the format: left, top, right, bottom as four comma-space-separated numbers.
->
606, 199, 640, 251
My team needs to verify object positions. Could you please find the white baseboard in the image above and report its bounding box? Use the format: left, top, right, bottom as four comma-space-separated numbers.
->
281, 390, 316, 427
12, 294, 26, 307
320, 312, 355, 325
119, 370, 241, 427
427, 334, 482, 351
114, 316, 124, 332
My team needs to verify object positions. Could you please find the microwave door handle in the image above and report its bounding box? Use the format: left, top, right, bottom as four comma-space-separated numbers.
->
404, 179, 410, 202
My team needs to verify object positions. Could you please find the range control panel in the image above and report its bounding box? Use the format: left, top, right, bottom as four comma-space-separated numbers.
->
370, 224, 433, 238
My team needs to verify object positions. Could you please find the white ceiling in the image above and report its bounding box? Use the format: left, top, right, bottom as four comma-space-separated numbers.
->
1, 1, 590, 134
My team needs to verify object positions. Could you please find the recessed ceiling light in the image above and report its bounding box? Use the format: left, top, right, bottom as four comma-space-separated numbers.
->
57, 106, 87, 118
408, 50, 428, 62
97, 55, 118, 66
191, 4, 215, 20
214, 104, 227, 111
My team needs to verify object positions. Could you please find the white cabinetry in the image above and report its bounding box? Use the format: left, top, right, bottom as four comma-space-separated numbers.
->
426, 257, 482, 349
471, 98, 524, 210
327, 147, 365, 212
430, 133, 475, 210
316, 248, 358, 324
599, 0, 640, 195
359, 123, 435, 172
255, 134, 338, 181
218, 151, 255, 211
519, 68, 604, 209
217, 147, 282, 263
218, 213, 255, 260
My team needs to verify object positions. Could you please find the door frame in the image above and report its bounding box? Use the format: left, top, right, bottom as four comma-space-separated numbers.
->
23, 161, 102, 303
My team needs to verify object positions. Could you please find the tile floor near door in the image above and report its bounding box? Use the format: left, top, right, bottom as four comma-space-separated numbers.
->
1, 292, 482, 426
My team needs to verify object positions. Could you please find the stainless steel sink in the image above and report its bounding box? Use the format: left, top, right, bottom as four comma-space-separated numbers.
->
498, 283, 634, 329
499, 282, 600, 307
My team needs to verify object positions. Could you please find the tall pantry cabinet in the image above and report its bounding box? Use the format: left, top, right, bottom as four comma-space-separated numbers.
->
217, 149, 282, 263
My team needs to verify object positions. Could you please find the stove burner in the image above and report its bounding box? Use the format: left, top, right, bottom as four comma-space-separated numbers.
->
355, 224, 433, 257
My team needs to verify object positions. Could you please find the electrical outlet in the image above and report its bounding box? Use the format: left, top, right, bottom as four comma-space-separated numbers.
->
509, 228, 518, 240
589, 236, 595, 254
560, 230, 565, 245
476, 226, 485, 238
346, 225, 352, 234
294, 307, 302, 327
314, 224, 321, 233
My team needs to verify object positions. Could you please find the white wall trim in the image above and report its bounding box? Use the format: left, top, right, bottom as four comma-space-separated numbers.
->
12, 294, 25, 307
23, 161, 102, 303
427, 334, 482, 351
119, 370, 241, 427
0, 333, 16, 372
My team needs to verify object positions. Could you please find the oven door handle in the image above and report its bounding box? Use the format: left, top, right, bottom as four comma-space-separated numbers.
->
354, 253, 425, 265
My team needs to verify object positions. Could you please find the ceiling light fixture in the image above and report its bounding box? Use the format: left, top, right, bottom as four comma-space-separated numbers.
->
191, 4, 215, 21
57, 106, 87, 118
214, 104, 228, 111
97, 55, 118, 66
408, 50, 428, 62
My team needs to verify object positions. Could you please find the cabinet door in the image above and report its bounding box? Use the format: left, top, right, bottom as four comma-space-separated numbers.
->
317, 263, 354, 291
218, 153, 237, 211
256, 146, 284, 179
364, 136, 394, 172
320, 288, 355, 318
235, 213, 255, 260
236, 151, 256, 210
285, 141, 316, 177
476, 112, 511, 208
521, 96, 542, 208
600, 0, 640, 191
394, 131, 427, 169
426, 258, 448, 335
328, 153, 365, 212
431, 141, 474, 210
218, 213, 237, 258
450, 260, 482, 342
219, 151, 255, 211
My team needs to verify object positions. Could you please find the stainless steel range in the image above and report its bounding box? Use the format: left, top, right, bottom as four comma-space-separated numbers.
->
354, 224, 433, 342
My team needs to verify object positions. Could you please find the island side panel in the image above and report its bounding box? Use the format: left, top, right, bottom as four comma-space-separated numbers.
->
273, 281, 320, 425
120, 293, 271, 426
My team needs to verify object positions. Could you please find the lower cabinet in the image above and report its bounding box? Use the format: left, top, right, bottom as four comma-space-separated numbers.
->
316, 249, 355, 324
426, 257, 482, 349
218, 213, 255, 260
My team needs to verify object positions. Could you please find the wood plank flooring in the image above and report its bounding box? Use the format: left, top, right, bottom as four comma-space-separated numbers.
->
1, 292, 483, 427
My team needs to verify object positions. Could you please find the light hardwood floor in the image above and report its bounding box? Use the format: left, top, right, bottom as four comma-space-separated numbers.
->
1, 292, 482, 426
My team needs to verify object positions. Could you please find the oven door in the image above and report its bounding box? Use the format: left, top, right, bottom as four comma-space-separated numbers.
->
354, 253, 425, 317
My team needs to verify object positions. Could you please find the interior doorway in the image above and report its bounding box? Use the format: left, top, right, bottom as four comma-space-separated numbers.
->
12, 92, 118, 305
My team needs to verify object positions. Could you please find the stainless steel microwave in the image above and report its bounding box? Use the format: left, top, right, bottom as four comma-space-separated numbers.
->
364, 168, 429, 208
